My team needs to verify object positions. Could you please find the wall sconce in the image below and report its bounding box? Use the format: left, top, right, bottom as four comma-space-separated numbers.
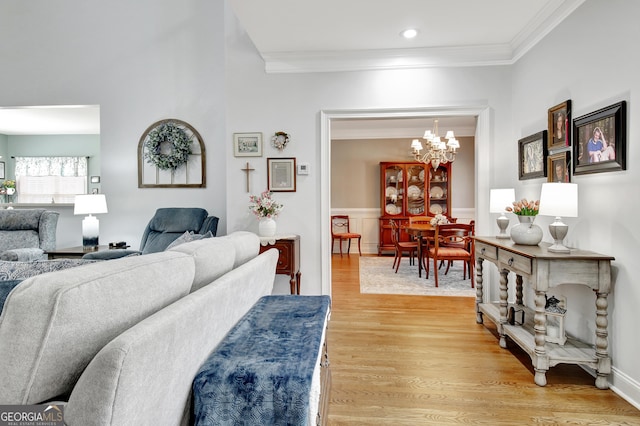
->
489, 188, 515, 239
74, 194, 108, 250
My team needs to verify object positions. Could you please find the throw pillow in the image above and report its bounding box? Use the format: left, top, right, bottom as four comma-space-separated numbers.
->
165, 231, 213, 250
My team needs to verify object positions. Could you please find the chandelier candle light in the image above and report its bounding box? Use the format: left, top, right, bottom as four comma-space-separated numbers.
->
410, 119, 460, 169
74, 194, 108, 250
490, 188, 515, 238
539, 183, 578, 253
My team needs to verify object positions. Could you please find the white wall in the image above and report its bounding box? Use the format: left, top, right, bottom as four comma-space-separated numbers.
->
0, 0, 228, 249
507, 0, 640, 404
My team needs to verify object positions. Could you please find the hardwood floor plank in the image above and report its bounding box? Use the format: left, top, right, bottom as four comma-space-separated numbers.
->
327, 254, 640, 424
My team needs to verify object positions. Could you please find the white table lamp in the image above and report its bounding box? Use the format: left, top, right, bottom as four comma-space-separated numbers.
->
489, 188, 515, 239
74, 194, 108, 250
539, 183, 578, 253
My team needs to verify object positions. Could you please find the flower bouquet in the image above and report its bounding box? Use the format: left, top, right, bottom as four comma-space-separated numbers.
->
505, 198, 539, 216
430, 214, 449, 226
249, 190, 283, 219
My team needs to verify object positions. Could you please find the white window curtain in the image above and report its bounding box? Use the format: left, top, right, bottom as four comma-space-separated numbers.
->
15, 156, 88, 203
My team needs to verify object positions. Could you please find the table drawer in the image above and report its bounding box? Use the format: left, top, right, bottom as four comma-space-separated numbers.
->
476, 241, 498, 260
498, 249, 532, 275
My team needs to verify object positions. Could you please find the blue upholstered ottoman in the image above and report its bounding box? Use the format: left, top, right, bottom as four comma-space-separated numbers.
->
193, 295, 331, 426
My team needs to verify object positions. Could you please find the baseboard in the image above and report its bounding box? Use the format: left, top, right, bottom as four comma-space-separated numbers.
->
581, 365, 640, 410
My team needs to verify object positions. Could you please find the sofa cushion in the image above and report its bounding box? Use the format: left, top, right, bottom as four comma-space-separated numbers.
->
0, 230, 40, 252
167, 235, 235, 292
0, 247, 45, 261
219, 231, 260, 268
0, 250, 196, 405
64, 248, 279, 426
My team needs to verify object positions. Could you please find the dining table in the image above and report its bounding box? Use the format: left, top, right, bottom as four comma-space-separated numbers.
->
403, 223, 436, 278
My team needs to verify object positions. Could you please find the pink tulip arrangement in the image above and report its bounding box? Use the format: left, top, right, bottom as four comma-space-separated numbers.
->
506, 198, 539, 216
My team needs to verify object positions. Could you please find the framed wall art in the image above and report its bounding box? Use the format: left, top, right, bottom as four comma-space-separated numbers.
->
233, 132, 263, 157
138, 118, 206, 188
267, 157, 296, 192
573, 101, 626, 175
547, 151, 571, 183
548, 100, 571, 151
518, 130, 547, 180
0, 161, 4, 179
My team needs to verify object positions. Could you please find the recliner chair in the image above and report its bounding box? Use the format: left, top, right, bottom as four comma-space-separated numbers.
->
83, 208, 218, 260
0, 209, 59, 261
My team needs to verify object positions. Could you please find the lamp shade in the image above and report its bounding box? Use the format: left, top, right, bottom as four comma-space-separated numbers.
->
74, 194, 108, 215
489, 188, 515, 214
539, 183, 578, 217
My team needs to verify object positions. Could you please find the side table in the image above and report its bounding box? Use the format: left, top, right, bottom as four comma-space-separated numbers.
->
259, 234, 301, 295
46, 245, 114, 260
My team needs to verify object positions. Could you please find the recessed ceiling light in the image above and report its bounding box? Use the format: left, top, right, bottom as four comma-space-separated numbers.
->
401, 28, 418, 39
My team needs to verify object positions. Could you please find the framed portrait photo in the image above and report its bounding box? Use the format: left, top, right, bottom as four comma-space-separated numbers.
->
518, 130, 547, 180
548, 100, 571, 151
267, 157, 296, 192
573, 101, 626, 175
547, 151, 571, 183
233, 132, 263, 157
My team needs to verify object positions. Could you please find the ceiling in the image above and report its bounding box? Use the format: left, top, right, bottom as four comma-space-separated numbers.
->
0, 1, 583, 137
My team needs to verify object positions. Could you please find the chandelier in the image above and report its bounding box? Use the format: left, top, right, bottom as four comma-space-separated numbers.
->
410, 119, 460, 169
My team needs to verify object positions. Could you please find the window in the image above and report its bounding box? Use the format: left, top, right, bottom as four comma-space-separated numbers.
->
15, 156, 88, 203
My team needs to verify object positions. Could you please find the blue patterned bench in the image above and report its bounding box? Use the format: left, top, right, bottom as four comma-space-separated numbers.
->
193, 295, 331, 426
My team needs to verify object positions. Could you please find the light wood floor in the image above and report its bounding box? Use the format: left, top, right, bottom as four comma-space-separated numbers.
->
326, 254, 640, 425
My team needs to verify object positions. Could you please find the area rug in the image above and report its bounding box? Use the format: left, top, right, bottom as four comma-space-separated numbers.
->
359, 256, 476, 297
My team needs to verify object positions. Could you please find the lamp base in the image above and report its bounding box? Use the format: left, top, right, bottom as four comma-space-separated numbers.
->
548, 218, 570, 253
496, 215, 510, 239
82, 215, 100, 250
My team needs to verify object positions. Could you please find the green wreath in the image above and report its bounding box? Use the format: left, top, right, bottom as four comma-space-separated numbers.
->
144, 122, 193, 170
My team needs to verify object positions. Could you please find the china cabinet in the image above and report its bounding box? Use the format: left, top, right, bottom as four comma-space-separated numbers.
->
378, 162, 452, 255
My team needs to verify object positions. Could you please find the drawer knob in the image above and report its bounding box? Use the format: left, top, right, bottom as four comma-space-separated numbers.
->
508, 257, 514, 266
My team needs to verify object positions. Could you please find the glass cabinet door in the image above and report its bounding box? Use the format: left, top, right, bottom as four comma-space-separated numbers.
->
383, 165, 403, 216
406, 164, 426, 215
427, 164, 449, 216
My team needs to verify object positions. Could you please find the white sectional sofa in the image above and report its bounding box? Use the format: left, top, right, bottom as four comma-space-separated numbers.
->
0, 231, 279, 425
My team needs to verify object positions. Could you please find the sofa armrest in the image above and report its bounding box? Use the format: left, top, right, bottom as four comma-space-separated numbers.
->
38, 211, 60, 252
82, 249, 141, 260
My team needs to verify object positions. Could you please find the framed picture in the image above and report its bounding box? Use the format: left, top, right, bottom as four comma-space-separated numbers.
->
547, 151, 571, 183
0, 161, 4, 179
267, 157, 296, 192
90, 176, 100, 183
573, 101, 626, 175
518, 130, 547, 180
233, 132, 263, 157
548, 100, 571, 151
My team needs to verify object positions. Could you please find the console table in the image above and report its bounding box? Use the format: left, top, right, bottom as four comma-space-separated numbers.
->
259, 234, 301, 295
474, 236, 614, 389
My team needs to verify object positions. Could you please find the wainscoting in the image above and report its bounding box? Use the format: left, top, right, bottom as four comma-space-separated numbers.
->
331, 208, 476, 255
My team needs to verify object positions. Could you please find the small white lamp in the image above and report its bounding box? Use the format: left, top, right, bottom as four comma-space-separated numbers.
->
539, 183, 578, 253
74, 194, 108, 250
489, 188, 515, 239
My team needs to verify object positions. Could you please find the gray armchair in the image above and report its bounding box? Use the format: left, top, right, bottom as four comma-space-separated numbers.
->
0, 209, 60, 261
83, 208, 219, 260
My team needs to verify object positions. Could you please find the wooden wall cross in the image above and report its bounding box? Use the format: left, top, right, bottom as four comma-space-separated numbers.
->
241, 162, 255, 192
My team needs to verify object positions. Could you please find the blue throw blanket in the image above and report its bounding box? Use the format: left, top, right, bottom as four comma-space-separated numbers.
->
0, 280, 22, 315
193, 295, 331, 426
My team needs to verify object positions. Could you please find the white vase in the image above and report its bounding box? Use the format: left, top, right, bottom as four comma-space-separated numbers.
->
6, 188, 15, 195
510, 215, 543, 246
258, 217, 277, 237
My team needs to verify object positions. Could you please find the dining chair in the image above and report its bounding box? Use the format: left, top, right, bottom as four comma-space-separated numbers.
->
389, 219, 420, 273
331, 215, 362, 256
441, 220, 475, 275
425, 223, 475, 287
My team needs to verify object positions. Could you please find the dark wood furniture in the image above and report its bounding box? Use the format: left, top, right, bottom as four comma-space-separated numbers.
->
331, 215, 361, 256
474, 236, 614, 388
378, 161, 451, 255
46, 245, 113, 259
259, 235, 301, 294
426, 223, 474, 288
404, 223, 435, 278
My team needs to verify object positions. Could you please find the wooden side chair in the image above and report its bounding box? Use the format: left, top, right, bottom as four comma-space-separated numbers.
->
331, 215, 361, 256
389, 220, 420, 273
425, 223, 474, 287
